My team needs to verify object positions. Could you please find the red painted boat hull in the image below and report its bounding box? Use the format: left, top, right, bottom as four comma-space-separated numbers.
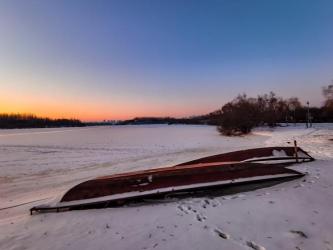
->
30, 146, 313, 214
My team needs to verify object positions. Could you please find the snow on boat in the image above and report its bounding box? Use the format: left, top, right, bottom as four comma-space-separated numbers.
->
30, 146, 314, 214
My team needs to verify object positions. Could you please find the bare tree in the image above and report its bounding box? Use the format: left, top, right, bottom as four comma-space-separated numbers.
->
323, 83, 333, 108
287, 97, 302, 124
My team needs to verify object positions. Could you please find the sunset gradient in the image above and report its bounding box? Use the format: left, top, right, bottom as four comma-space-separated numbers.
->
1, 0, 333, 121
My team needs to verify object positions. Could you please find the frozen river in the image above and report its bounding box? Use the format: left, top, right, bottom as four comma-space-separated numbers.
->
0, 125, 265, 209
1, 124, 333, 250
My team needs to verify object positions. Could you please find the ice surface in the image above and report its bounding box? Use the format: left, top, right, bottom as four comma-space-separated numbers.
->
1, 124, 333, 250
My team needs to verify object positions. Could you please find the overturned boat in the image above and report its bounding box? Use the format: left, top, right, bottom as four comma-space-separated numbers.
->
30, 146, 314, 214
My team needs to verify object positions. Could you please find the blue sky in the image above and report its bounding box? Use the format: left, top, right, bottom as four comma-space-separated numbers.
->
0, 0, 332, 120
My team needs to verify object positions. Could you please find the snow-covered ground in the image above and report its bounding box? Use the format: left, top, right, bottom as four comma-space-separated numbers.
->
0, 124, 332, 250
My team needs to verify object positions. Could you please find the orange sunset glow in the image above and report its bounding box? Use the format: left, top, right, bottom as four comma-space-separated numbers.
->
0, 0, 331, 121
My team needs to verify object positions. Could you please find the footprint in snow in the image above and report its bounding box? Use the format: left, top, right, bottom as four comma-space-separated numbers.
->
232, 194, 246, 199
212, 227, 266, 250
210, 199, 220, 207
204, 199, 210, 205
187, 205, 193, 211
201, 200, 210, 209
246, 241, 266, 250
177, 205, 189, 214
212, 203, 218, 207
213, 228, 230, 240
289, 230, 308, 239
196, 213, 207, 222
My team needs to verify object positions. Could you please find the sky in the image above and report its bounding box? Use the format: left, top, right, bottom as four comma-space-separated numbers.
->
0, 0, 332, 121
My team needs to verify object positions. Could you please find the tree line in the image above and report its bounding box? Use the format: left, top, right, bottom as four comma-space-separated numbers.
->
109, 85, 333, 133
117, 116, 206, 125
1, 86, 332, 131
0, 114, 85, 129
214, 85, 333, 135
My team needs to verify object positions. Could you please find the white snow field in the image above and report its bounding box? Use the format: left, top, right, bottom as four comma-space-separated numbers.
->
0, 124, 332, 250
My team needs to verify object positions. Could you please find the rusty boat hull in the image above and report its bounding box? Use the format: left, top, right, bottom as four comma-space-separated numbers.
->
30, 146, 314, 214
